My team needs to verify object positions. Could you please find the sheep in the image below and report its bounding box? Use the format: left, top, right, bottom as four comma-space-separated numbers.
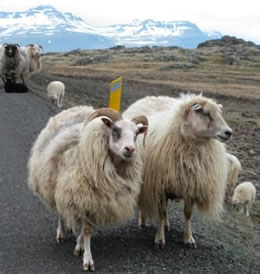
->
23, 44, 43, 75
28, 107, 148, 271
0, 43, 28, 82
231, 181, 256, 216
122, 95, 177, 118
47, 81, 65, 108
225, 153, 242, 203
123, 93, 232, 249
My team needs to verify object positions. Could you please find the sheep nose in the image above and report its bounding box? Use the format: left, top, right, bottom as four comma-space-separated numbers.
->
125, 146, 135, 153
224, 129, 232, 139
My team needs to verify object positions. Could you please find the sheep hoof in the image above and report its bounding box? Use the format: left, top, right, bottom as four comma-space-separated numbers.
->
155, 241, 165, 249
74, 247, 84, 256
138, 223, 150, 230
83, 261, 95, 272
56, 234, 65, 244
185, 242, 197, 249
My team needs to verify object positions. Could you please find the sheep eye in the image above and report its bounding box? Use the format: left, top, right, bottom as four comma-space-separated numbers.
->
112, 126, 121, 139
202, 110, 213, 121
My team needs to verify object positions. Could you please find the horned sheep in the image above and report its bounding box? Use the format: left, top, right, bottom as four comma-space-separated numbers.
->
123, 93, 233, 248
231, 181, 256, 216
28, 107, 148, 271
47, 81, 65, 108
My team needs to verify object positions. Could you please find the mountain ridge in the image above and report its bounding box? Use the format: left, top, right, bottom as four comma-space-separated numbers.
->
0, 5, 223, 52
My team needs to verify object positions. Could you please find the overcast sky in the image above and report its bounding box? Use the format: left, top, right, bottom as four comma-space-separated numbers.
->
1, 0, 259, 44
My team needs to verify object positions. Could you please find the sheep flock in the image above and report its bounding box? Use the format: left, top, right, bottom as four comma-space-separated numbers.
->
1, 42, 256, 271
0, 43, 43, 92
26, 85, 257, 271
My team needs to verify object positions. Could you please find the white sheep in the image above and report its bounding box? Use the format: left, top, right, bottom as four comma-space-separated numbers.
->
123, 93, 232, 249
122, 95, 177, 118
225, 153, 242, 203
231, 181, 256, 216
23, 44, 43, 75
28, 107, 148, 271
124, 95, 240, 206
47, 81, 65, 108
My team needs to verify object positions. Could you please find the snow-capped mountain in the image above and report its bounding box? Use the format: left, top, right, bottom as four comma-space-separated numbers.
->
0, 5, 222, 52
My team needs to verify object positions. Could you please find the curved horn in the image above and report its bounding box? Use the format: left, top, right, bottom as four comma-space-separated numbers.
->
86, 108, 121, 124
15, 44, 20, 48
132, 115, 149, 147
26, 44, 34, 47
39, 45, 43, 51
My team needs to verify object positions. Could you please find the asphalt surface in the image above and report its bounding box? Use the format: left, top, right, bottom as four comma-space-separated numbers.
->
0, 90, 67, 273
0, 88, 259, 274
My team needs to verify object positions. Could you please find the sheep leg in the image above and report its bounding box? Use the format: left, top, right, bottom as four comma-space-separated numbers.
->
184, 200, 196, 248
155, 195, 167, 249
82, 223, 95, 271
59, 93, 64, 108
74, 228, 84, 256
244, 202, 250, 216
138, 210, 149, 229
56, 216, 65, 243
57, 94, 61, 108
165, 199, 170, 231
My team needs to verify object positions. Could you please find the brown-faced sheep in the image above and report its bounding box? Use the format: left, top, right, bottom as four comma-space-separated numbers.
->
123, 93, 232, 249
28, 107, 148, 271
232, 181, 256, 216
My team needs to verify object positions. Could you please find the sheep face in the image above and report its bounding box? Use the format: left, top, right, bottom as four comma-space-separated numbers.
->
4, 44, 20, 58
231, 199, 244, 213
101, 118, 147, 161
26, 44, 43, 59
48, 94, 58, 104
187, 101, 232, 142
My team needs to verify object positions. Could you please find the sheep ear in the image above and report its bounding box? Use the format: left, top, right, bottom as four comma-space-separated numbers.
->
101, 117, 113, 128
137, 125, 148, 135
193, 103, 202, 111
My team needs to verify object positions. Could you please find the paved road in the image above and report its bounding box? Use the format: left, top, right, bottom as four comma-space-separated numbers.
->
0, 91, 72, 273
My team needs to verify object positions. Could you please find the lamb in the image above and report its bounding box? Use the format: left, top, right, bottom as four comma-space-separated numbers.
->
231, 181, 256, 216
28, 107, 148, 271
123, 93, 232, 248
47, 81, 65, 108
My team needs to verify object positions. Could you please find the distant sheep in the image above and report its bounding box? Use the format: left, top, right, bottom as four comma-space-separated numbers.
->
23, 44, 43, 75
28, 107, 148, 271
124, 93, 232, 248
225, 153, 242, 202
232, 181, 256, 216
47, 81, 65, 108
0, 43, 29, 83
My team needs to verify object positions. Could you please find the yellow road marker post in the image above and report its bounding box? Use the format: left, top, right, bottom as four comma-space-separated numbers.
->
109, 76, 123, 111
